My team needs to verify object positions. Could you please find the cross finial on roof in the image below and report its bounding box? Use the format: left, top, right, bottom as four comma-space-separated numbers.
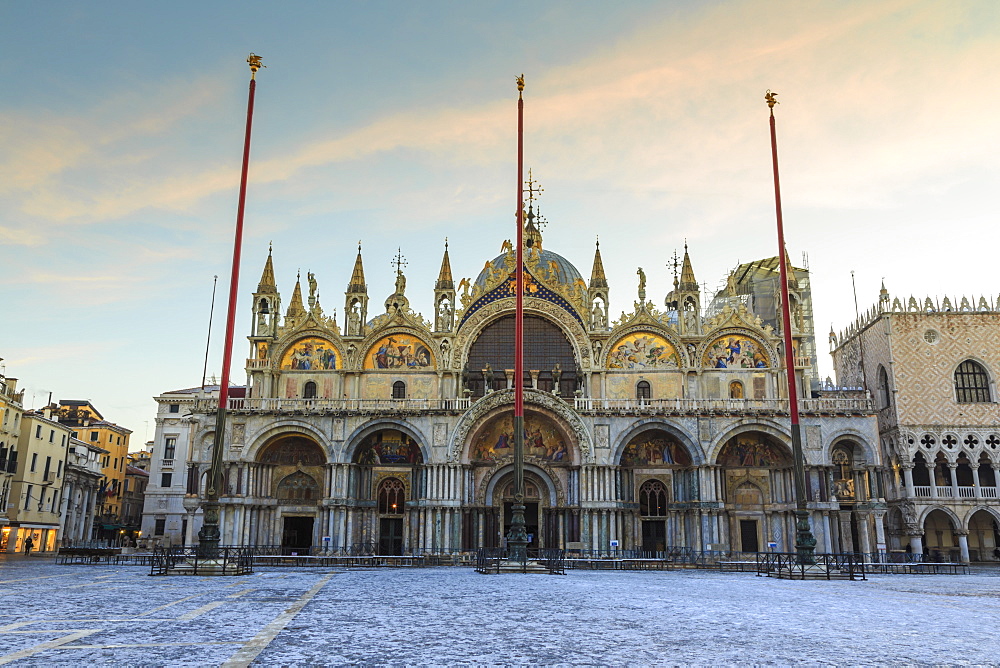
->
392, 247, 408, 276
525, 168, 544, 205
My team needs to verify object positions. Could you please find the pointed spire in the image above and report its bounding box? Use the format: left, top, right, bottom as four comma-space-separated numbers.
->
589, 237, 607, 288
678, 241, 698, 292
347, 241, 367, 293
257, 242, 277, 293
286, 271, 306, 317
436, 238, 454, 290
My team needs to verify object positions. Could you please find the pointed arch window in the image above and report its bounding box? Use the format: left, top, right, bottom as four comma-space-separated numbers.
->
303, 381, 317, 399
955, 360, 991, 403
392, 381, 406, 399
638, 479, 668, 516
877, 365, 891, 408
377, 477, 406, 514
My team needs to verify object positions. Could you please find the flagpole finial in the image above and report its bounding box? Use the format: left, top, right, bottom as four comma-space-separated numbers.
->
516, 74, 525, 98
248, 53, 265, 80
765, 89, 779, 114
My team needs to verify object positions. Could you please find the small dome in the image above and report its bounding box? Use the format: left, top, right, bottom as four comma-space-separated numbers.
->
475, 248, 584, 289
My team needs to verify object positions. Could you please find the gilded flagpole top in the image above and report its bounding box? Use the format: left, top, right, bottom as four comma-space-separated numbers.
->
248, 53, 265, 79
516, 74, 524, 98
765, 89, 779, 114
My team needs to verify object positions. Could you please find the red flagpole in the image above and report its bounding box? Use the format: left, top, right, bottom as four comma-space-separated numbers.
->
515, 77, 524, 444
199, 54, 263, 553
766, 89, 816, 564
507, 74, 529, 562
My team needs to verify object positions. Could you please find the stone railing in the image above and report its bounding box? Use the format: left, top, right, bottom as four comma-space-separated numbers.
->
911, 485, 995, 500
193, 397, 474, 414
572, 396, 874, 416
193, 394, 873, 416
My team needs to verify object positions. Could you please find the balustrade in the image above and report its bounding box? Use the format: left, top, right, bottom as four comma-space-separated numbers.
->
191, 394, 871, 416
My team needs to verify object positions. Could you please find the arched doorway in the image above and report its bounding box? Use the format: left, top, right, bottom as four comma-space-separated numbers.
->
618, 428, 694, 552
716, 432, 793, 553
352, 429, 423, 554
257, 435, 326, 553
376, 477, 406, 555
924, 509, 958, 561
466, 408, 575, 551
491, 471, 548, 549
967, 509, 1000, 561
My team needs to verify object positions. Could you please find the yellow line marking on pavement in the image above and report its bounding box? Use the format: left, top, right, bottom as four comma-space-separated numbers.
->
0, 622, 33, 632
176, 600, 226, 621
62, 641, 243, 649
222, 573, 334, 668
227, 589, 253, 599
224, 579, 249, 587
137, 593, 204, 616
0, 629, 99, 665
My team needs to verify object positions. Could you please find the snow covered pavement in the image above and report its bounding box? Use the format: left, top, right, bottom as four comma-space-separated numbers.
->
1, 558, 998, 665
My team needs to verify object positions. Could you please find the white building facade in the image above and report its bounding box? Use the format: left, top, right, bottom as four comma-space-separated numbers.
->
144, 227, 883, 556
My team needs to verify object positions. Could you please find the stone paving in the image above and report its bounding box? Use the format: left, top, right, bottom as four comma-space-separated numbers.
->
1, 556, 999, 666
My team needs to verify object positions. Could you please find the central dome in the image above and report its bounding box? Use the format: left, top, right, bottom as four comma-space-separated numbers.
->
474, 247, 584, 289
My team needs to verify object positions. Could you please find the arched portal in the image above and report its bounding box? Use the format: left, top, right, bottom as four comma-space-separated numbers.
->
256, 435, 327, 554
967, 509, 1000, 561
618, 428, 694, 552
350, 429, 423, 555
464, 315, 578, 397
489, 470, 551, 550
924, 509, 959, 562
716, 432, 793, 553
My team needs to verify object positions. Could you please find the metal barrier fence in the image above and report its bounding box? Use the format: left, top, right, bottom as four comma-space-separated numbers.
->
475, 548, 565, 575
149, 546, 254, 576
756, 552, 866, 581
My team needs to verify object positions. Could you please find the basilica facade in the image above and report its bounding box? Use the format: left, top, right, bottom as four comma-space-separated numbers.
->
142, 219, 883, 557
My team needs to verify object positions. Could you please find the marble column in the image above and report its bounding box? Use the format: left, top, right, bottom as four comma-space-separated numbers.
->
901, 463, 915, 498
948, 463, 959, 499
956, 531, 970, 563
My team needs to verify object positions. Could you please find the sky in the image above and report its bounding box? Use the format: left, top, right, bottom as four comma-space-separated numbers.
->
1, 1, 998, 444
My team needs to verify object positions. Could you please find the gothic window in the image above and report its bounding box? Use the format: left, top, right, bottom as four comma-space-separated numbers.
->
955, 360, 991, 403
465, 315, 577, 397
636, 381, 651, 401
878, 365, 891, 408
303, 381, 317, 399
638, 480, 668, 516
392, 381, 406, 399
277, 471, 319, 501
377, 477, 406, 514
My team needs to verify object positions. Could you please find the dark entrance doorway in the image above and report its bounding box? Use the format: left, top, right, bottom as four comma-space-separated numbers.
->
379, 518, 404, 555
282, 516, 314, 555
504, 502, 539, 548
739, 519, 759, 553
642, 519, 667, 553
